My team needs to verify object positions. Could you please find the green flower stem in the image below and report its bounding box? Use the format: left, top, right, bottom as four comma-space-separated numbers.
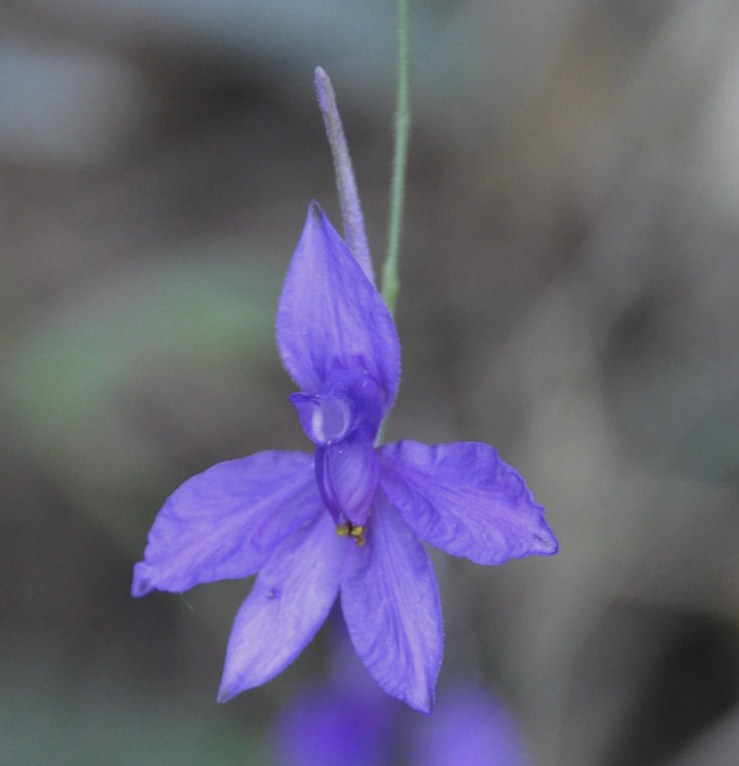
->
381, 0, 411, 317
378, 0, 410, 444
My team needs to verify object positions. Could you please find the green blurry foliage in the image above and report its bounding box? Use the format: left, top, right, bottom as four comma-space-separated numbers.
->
6, 242, 279, 548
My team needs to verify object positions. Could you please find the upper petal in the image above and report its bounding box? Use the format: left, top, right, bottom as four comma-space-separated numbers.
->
341, 493, 443, 713
132, 450, 321, 596
379, 440, 558, 566
276, 202, 400, 409
217, 511, 344, 701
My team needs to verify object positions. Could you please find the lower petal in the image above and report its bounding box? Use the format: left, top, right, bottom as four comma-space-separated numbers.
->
132, 451, 323, 596
218, 511, 344, 702
340, 493, 443, 713
132, 450, 322, 596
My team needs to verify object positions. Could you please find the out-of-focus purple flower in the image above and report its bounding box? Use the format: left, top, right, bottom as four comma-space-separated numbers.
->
131, 81, 557, 711
410, 687, 530, 766
274, 673, 530, 766
274, 684, 394, 766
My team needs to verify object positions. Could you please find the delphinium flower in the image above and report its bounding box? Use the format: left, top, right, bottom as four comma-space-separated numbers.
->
273, 648, 530, 766
273, 673, 394, 766
409, 686, 530, 766
131, 67, 557, 713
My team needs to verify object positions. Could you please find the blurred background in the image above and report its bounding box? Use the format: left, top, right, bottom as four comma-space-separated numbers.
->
3, 0, 739, 764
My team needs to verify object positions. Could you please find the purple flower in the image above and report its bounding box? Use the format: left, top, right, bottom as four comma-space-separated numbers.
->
132, 202, 557, 712
274, 672, 530, 766
409, 687, 530, 766
274, 683, 394, 766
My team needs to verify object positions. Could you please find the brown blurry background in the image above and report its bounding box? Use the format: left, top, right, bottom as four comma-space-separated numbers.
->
3, 1, 739, 764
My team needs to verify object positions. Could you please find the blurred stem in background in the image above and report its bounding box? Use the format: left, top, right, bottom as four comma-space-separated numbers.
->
381, 0, 410, 317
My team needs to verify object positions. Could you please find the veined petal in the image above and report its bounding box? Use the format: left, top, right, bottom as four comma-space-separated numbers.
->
132, 451, 320, 596
276, 202, 400, 409
218, 511, 344, 701
341, 494, 443, 713
315, 430, 379, 526
379, 441, 558, 566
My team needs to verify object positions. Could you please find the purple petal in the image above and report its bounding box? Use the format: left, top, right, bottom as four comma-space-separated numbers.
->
315, 430, 379, 525
379, 441, 558, 566
218, 511, 343, 702
341, 494, 443, 713
290, 391, 357, 446
276, 202, 400, 409
132, 450, 321, 596
410, 686, 531, 766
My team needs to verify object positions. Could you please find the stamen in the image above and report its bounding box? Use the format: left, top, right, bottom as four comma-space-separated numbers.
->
336, 521, 366, 546
349, 524, 366, 547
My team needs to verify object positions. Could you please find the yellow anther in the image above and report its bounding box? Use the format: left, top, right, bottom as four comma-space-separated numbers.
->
336, 522, 366, 546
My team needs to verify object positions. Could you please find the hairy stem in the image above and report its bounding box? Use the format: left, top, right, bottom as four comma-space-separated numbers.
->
315, 66, 375, 285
